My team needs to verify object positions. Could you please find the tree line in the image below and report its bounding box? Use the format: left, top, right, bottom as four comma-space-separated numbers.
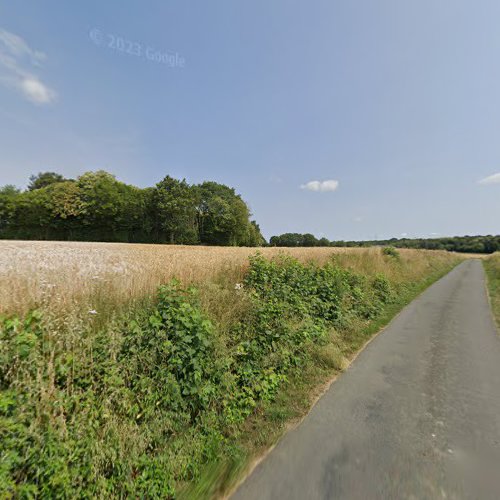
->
0, 171, 265, 246
270, 233, 500, 254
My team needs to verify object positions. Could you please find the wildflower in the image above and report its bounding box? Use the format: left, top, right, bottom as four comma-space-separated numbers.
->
235, 283, 244, 290
88, 309, 98, 315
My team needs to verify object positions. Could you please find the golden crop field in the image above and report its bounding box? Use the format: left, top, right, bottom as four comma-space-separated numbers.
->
0, 240, 455, 319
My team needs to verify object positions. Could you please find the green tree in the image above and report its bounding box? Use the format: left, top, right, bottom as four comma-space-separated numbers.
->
196, 182, 253, 246
245, 220, 266, 247
28, 172, 67, 191
14, 188, 54, 239
0, 185, 21, 237
41, 181, 86, 239
153, 176, 198, 244
302, 233, 319, 247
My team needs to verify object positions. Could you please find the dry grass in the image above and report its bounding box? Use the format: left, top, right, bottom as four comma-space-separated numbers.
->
484, 253, 500, 328
0, 240, 456, 319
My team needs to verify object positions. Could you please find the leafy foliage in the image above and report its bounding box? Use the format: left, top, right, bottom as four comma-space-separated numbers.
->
28, 172, 67, 191
154, 177, 198, 244
0, 170, 264, 246
382, 246, 400, 258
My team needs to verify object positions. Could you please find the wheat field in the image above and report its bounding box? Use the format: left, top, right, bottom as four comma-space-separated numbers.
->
0, 240, 457, 318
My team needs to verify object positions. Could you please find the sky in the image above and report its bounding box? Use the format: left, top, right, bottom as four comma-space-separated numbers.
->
0, 0, 499, 241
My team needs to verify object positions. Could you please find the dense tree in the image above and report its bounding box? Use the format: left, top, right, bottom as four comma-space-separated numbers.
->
270, 233, 320, 247
196, 181, 253, 246
0, 185, 21, 196
153, 176, 198, 244
28, 171, 67, 191
246, 221, 267, 247
0, 170, 265, 246
0, 185, 21, 235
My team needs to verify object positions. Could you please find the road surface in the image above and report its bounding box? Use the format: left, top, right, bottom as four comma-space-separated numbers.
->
232, 260, 500, 499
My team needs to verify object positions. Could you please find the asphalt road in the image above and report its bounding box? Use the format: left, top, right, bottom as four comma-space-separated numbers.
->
232, 260, 500, 499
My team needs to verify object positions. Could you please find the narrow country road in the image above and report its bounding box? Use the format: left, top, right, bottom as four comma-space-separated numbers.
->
232, 260, 500, 499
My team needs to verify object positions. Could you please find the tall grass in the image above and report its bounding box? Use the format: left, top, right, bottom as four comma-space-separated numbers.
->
0, 241, 461, 497
484, 253, 500, 328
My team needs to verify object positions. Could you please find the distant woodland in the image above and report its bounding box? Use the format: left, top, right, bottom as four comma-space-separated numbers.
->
269, 233, 500, 254
0, 171, 265, 246
1, 171, 497, 253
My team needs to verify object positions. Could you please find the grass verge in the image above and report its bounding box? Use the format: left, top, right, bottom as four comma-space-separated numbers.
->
484, 253, 500, 329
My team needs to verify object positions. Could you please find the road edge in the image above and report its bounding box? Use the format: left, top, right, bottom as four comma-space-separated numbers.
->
224, 260, 464, 499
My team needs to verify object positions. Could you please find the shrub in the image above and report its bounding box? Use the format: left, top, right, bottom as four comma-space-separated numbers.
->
382, 246, 400, 258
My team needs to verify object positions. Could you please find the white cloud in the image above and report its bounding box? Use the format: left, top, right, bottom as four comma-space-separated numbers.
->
478, 172, 500, 185
300, 179, 339, 192
21, 77, 56, 104
0, 28, 56, 105
0, 29, 46, 63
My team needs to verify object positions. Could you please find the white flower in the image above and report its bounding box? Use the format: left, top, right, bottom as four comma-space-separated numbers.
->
88, 309, 98, 315
234, 283, 244, 290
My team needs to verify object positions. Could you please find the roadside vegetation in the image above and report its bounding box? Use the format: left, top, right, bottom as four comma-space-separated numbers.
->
484, 253, 500, 328
0, 243, 461, 497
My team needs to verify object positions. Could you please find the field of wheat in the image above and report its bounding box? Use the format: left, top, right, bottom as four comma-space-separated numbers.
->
0, 240, 456, 319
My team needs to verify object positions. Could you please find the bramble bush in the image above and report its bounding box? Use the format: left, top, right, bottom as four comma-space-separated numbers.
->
0, 253, 407, 497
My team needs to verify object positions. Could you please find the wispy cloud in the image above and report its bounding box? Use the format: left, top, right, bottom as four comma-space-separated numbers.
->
0, 29, 46, 63
0, 28, 56, 104
300, 179, 339, 192
478, 172, 500, 185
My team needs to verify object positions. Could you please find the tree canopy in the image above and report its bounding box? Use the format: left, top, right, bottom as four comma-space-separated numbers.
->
28, 172, 67, 191
0, 170, 265, 246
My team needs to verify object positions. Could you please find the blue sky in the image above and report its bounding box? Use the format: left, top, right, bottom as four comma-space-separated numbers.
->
1, 0, 499, 240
